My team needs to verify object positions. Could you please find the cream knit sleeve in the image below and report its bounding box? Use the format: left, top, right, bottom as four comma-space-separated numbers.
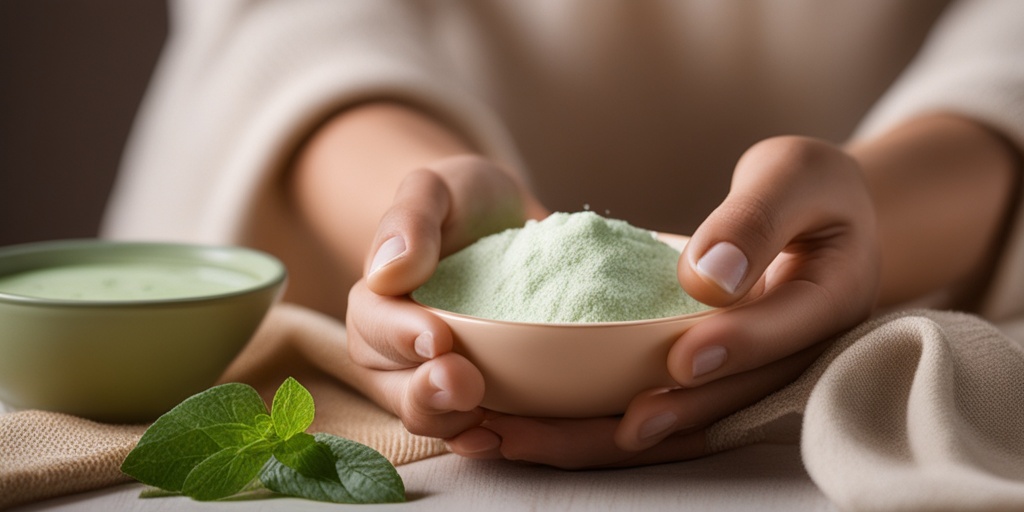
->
854, 0, 1024, 151
853, 0, 1024, 324
102, 0, 522, 244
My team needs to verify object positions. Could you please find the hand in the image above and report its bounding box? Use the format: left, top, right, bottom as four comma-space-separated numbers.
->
446, 136, 879, 468
343, 154, 545, 438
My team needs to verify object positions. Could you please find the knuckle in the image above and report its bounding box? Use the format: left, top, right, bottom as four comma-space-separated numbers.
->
384, 169, 449, 226
742, 136, 855, 185
346, 338, 372, 366
716, 194, 781, 248
346, 319, 414, 369
750, 136, 832, 170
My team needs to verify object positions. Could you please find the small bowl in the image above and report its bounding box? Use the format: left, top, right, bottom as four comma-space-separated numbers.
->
419, 306, 718, 418
415, 233, 718, 418
0, 239, 286, 423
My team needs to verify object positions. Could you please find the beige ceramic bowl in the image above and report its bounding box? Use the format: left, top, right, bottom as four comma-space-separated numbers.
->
417, 233, 717, 418
0, 240, 286, 423
421, 306, 718, 418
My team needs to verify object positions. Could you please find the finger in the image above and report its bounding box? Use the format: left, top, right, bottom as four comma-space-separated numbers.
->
425, 154, 543, 253
405, 354, 487, 416
679, 136, 874, 307
448, 416, 707, 469
365, 155, 540, 297
343, 352, 487, 439
444, 426, 504, 459
366, 168, 451, 296
615, 341, 826, 452
346, 280, 453, 369
669, 269, 869, 385
671, 137, 876, 384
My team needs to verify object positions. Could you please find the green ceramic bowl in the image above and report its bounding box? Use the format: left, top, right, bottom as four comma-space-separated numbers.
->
0, 239, 286, 423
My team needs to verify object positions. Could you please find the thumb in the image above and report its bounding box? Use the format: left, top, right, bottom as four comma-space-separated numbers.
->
678, 199, 774, 308
365, 168, 450, 296
678, 137, 860, 307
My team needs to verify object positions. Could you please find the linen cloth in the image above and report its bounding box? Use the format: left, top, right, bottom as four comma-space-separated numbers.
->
708, 309, 1024, 512
3, 305, 1024, 511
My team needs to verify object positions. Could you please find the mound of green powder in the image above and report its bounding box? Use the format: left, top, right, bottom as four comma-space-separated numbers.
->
412, 211, 709, 323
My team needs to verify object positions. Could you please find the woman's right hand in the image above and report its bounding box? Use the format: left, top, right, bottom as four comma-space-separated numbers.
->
344, 154, 546, 439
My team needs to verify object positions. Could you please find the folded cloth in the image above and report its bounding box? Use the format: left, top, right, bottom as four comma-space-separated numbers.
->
707, 309, 1024, 512
2, 305, 1023, 510
0, 411, 147, 510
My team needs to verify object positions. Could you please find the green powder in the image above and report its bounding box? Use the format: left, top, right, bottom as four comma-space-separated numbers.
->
412, 211, 709, 323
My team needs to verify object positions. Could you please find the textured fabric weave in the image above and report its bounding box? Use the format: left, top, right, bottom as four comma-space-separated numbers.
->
0, 412, 146, 510
706, 309, 1024, 511
3, 306, 1023, 510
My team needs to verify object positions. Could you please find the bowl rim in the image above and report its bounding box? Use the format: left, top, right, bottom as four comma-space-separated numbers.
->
0, 239, 287, 308
413, 298, 719, 329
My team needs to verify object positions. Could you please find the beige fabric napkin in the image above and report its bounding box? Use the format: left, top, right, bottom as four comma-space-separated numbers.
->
2, 305, 1023, 510
707, 309, 1024, 511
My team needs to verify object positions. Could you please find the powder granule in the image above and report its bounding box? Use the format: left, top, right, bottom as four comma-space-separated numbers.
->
412, 211, 709, 323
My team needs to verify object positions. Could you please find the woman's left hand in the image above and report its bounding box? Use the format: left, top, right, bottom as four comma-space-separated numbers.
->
446, 136, 880, 468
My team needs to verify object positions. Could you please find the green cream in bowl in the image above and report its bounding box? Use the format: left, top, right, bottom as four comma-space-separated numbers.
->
0, 240, 286, 423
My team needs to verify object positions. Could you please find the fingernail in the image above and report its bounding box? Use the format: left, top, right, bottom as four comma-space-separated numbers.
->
369, 236, 406, 275
414, 331, 435, 359
638, 411, 678, 442
428, 367, 453, 409
695, 242, 747, 294
449, 428, 502, 455
692, 345, 728, 378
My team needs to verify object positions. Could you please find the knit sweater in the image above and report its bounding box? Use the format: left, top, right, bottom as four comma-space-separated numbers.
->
103, 0, 1024, 334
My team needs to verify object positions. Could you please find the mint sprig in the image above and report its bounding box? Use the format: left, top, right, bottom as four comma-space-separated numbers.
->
120, 377, 405, 504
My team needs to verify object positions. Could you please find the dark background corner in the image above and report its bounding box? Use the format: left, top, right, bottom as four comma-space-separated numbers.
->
0, 0, 168, 246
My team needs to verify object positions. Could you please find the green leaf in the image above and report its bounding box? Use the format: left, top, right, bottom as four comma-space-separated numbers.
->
181, 443, 274, 501
273, 432, 339, 483
254, 413, 275, 439
270, 377, 315, 440
121, 382, 270, 493
260, 433, 405, 504
122, 378, 402, 505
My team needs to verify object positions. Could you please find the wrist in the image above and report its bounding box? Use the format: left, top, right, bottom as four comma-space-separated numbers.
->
849, 114, 1021, 309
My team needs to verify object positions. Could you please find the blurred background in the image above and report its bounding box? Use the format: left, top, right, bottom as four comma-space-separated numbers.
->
0, 0, 167, 247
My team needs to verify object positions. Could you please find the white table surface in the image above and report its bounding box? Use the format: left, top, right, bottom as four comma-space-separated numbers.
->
13, 443, 835, 511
